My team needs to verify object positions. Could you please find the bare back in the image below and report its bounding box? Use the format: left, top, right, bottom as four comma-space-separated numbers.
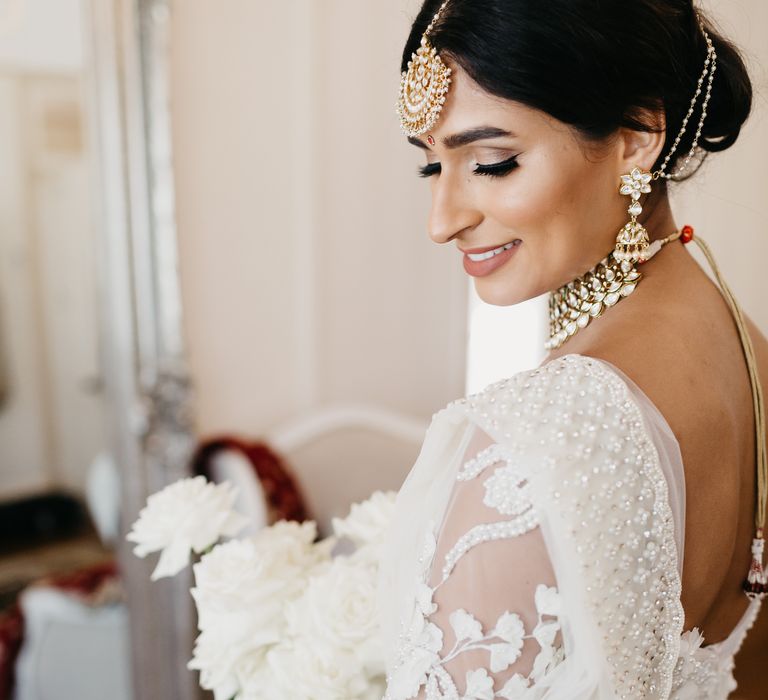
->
546, 239, 768, 698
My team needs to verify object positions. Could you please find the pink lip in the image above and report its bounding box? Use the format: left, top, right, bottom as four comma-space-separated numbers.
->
462, 240, 521, 277
460, 240, 519, 254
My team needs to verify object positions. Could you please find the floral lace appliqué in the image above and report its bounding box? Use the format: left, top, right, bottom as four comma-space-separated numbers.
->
384, 444, 566, 700
385, 552, 564, 700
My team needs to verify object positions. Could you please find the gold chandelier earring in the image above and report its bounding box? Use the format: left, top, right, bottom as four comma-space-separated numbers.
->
615, 166, 653, 264
613, 17, 717, 268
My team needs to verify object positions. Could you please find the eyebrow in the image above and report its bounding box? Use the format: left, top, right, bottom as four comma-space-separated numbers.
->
407, 126, 514, 150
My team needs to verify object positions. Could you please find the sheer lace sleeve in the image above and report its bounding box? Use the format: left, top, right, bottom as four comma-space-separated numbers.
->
380, 354, 687, 700
414, 426, 565, 699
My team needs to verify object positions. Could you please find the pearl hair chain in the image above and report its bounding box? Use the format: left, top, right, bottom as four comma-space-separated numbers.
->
653, 16, 718, 181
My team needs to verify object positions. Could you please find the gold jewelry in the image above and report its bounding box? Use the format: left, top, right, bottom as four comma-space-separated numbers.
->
615, 166, 653, 265
397, 1, 452, 137
546, 252, 641, 351
546, 228, 685, 351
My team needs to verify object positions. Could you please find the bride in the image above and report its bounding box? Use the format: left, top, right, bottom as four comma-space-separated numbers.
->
377, 1, 766, 698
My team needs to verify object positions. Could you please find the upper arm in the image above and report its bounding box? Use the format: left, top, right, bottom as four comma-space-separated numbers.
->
414, 427, 564, 699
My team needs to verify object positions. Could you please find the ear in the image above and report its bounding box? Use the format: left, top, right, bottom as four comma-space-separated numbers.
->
616, 110, 667, 174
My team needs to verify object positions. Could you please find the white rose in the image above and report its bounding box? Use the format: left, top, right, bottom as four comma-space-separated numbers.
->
189, 631, 250, 700
231, 649, 283, 700
266, 639, 371, 700
285, 555, 386, 678
250, 519, 334, 574
127, 476, 248, 580
331, 491, 397, 549
358, 678, 387, 700
188, 521, 333, 698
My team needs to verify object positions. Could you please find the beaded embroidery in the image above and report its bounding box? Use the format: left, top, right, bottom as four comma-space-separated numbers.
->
455, 354, 685, 698
383, 354, 762, 700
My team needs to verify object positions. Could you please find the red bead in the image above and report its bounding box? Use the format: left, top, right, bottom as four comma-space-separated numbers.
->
427, 135, 436, 146
680, 225, 694, 243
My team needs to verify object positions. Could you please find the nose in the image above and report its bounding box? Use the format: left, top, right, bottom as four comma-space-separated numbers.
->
427, 172, 482, 245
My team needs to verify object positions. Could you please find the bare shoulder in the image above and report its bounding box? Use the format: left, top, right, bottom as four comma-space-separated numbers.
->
552, 296, 736, 450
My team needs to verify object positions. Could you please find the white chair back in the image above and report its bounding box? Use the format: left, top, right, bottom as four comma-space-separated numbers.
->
266, 403, 426, 536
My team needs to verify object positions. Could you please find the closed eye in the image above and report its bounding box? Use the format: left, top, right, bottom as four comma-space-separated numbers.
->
417, 154, 520, 179
473, 154, 520, 178
418, 162, 441, 178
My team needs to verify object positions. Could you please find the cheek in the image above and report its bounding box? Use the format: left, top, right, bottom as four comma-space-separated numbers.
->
480, 153, 613, 296
484, 153, 609, 246
485, 155, 583, 231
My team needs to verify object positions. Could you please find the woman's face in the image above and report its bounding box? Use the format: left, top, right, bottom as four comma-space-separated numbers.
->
409, 63, 649, 306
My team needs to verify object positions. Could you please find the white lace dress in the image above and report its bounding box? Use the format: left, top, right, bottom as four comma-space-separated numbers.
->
377, 353, 762, 700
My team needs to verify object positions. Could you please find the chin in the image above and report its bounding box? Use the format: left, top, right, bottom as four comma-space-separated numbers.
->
473, 278, 533, 307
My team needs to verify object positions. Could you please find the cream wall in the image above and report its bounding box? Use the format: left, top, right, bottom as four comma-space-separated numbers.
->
171, 0, 467, 438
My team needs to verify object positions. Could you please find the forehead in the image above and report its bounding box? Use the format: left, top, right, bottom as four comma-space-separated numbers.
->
428, 61, 565, 140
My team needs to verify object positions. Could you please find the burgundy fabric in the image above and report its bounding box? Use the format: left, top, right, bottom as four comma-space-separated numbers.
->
190, 437, 309, 525
0, 603, 22, 700
0, 560, 118, 700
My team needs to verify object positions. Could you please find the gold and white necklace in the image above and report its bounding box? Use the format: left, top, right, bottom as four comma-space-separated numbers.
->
545, 226, 692, 351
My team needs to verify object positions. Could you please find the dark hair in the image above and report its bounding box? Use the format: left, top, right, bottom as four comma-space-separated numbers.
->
401, 0, 753, 180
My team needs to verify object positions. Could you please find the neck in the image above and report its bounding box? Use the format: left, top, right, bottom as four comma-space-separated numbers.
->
640, 185, 678, 244
546, 187, 685, 351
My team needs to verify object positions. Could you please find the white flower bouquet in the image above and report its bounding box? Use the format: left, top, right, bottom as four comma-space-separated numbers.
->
127, 476, 396, 700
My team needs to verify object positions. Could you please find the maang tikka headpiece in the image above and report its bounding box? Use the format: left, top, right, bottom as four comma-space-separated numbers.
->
397, 1, 453, 137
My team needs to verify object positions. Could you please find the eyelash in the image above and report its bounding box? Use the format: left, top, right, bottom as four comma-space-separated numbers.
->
417, 155, 520, 179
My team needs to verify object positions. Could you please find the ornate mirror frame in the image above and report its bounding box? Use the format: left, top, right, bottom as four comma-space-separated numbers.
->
86, 0, 198, 697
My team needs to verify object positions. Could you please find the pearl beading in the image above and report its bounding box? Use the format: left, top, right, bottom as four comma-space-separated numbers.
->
456, 443, 515, 481
482, 465, 532, 516
440, 513, 539, 584
424, 666, 456, 700
451, 354, 684, 698
654, 18, 717, 182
